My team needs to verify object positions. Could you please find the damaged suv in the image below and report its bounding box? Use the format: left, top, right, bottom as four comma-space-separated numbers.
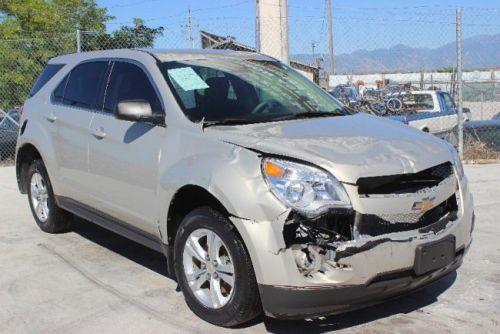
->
16, 49, 474, 327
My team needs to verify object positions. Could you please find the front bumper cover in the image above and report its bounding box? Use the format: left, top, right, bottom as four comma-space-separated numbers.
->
259, 245, 466, 319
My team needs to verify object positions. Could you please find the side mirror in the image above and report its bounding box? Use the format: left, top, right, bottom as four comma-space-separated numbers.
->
463, 107, 471, 114
115, 100, 164, 125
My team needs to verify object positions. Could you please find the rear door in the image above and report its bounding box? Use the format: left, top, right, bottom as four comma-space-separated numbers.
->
87, 60, 166, 235
50, 61, 110, 202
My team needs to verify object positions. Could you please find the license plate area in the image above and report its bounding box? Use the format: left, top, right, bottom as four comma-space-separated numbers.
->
414, 235, 456, 276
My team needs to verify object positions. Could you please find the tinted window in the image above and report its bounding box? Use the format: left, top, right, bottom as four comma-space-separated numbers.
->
30, 64, 64, 97
103, 62, 162, 114
52, 74, 69, 103
63, 61, 109, 109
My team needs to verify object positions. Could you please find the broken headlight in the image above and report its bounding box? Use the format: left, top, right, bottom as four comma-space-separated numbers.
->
262, 158, 351, 217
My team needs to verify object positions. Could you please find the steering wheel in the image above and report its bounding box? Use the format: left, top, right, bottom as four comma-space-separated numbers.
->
251, 100, 278, 114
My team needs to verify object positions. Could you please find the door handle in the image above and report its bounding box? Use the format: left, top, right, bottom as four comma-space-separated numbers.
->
45, 112, 57, 122
92, 127, 106, 139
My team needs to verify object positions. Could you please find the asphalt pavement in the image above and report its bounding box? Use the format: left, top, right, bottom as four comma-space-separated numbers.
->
0, 164, 499, 333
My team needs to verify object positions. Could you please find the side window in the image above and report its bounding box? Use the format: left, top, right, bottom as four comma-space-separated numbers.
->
30, 64, 65, 97
52, 74, 69, 103
414, 94, 434, 110
62, 61, 109, 109
103, 62, 162, 114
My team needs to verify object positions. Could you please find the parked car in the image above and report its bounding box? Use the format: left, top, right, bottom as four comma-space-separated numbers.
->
16, 49, 474, 326
447, 113, 500, 152
0, 109, 19, 160
387, 90, 471, 137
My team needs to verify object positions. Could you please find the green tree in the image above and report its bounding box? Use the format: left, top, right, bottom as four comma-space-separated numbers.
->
0, 0, 112, 37
0, 1, 163, 110
0, 0, 112, 109
83, 18, 164, 51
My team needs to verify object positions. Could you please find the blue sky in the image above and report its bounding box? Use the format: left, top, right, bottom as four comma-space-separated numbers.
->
96, 0, 500, 54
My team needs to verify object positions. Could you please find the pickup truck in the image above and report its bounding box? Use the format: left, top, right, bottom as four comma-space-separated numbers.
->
388, 90, 471, 137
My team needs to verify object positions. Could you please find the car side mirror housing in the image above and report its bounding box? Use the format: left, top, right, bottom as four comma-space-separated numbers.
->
115, 100, 164, 125
462, 107, 470, 114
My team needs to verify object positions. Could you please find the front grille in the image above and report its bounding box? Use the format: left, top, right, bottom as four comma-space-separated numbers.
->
357, 162, 453, 195
354, 194, 458, 237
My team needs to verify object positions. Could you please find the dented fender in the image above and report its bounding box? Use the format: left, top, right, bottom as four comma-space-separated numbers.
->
156, 129, 286, 242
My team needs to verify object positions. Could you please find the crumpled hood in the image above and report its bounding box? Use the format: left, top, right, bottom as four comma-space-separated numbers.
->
206, 113, 452, 183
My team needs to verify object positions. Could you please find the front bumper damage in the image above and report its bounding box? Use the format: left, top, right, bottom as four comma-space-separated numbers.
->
229, 170, 474, 319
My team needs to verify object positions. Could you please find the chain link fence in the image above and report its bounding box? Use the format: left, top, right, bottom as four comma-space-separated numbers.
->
0, 5, 499, 164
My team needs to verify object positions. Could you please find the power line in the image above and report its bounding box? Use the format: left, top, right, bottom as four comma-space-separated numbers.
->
106, 0, 163, 9
104, 0, 252, 26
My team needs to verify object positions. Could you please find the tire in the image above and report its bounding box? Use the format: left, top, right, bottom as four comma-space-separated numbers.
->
174, 207, 261, 327
27, 159, 71, 233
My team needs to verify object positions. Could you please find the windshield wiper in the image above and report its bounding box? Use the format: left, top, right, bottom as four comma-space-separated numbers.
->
274, 111, 344, 121
201, 111, 344, 129
201, 118, 257, 129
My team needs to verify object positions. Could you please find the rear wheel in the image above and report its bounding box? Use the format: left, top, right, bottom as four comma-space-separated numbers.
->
174, 207, 261, 327
27, 159, 71, 233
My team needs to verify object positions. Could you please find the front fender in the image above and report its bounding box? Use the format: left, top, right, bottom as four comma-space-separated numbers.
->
157, 141, 287, 240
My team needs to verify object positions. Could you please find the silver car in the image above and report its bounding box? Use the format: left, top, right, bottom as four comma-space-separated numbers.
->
16, 49, 474, 327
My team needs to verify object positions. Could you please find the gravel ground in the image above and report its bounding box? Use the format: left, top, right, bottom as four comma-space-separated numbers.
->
0, 164, 499, 334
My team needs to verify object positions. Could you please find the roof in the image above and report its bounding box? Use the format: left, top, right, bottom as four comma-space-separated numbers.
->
48, 48, 276, 64
147, 48, 275, 62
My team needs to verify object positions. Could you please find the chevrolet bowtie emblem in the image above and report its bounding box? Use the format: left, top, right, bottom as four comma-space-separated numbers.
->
412, 197, 436, 212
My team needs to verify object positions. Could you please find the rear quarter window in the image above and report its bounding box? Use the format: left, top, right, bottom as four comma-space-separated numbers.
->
414, 94, 434, 110
29, 64, 65, 97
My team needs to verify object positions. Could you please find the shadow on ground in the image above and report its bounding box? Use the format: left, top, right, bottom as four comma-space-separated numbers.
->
263, 272, 456, 333
70, 216, 456, 333
71, 217, 169, 277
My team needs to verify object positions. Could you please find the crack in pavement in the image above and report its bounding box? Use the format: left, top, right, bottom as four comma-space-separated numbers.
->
37, 242, 201, 333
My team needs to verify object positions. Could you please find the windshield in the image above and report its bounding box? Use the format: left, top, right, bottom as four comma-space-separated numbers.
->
442, 93, 456, 110
160, 59, 348, 124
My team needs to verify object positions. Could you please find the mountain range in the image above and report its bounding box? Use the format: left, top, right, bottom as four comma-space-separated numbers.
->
293, 33, 500, 74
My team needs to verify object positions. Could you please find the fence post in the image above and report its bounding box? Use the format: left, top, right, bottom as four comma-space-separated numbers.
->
456, 7, 464, 159
76, 29, 81, 53
480, 91, 484, 120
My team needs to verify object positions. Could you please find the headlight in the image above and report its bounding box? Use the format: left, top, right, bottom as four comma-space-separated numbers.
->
447, 144, 464, 180
261, 158, 351, 217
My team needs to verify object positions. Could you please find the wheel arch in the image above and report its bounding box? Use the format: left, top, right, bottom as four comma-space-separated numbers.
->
164, 184, 235, 276
16, 143, 43, 194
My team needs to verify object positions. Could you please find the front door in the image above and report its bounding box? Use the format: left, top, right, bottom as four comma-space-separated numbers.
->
88, 61, 166, 236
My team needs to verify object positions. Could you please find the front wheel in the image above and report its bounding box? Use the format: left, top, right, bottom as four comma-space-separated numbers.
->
174, 207, 261, 327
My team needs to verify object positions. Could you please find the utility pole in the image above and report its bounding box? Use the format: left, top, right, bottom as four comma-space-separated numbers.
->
255, 0, 261, 52
182, 7, 195, 49
327, 0, 334, 77
456, 7, 464, 159
280, 0, 290, 65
